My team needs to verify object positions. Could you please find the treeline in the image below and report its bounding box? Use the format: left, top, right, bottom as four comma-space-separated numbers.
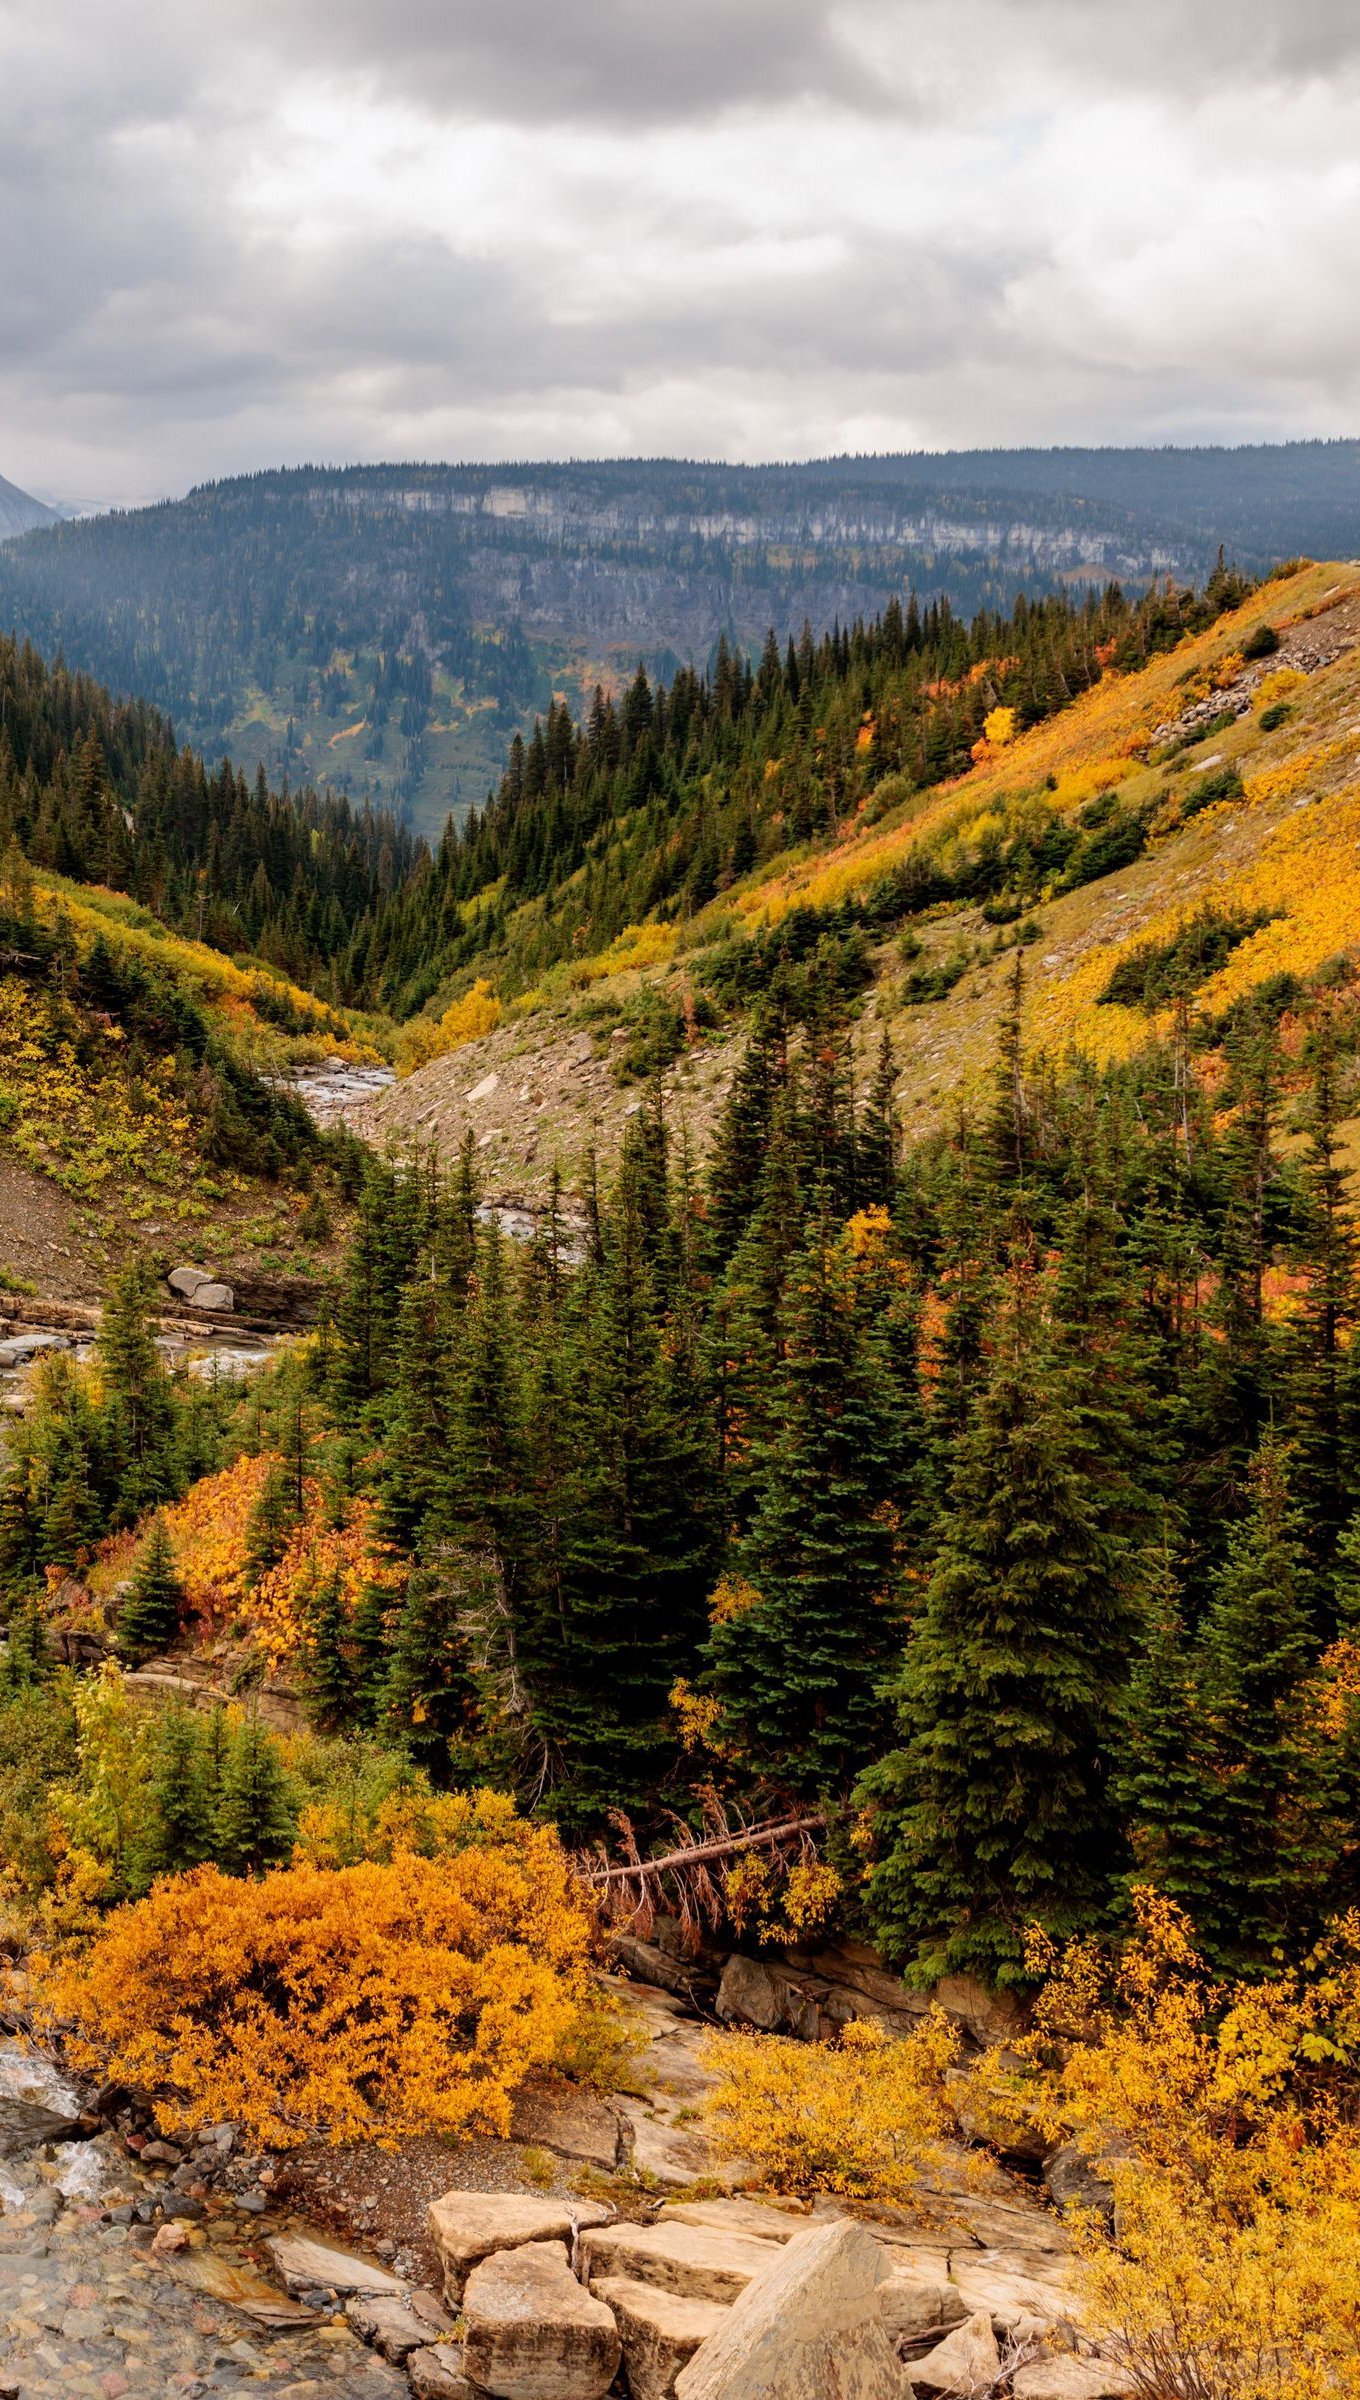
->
356, 564, 1251, 1012
0, 630, 422, 995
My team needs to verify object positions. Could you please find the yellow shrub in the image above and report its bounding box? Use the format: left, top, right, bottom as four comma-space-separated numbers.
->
967, 1892, 1360, 2400
984, 705, 1017, 748
703, 2012, 959, 2201
37, 1832, 594, 2149
1255, 668, 1307, 713
397, 977, 501, 1075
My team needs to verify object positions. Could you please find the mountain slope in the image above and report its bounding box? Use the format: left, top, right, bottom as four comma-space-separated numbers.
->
0, 474, 58, 540
362, 561, 1360, 1197
2, 447, 1359, 836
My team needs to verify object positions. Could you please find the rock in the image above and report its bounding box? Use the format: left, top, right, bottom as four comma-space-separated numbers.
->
151, 2221, 191, 2254
661, 2198, 807, 2245
408, 2345, 479, 2399
0, 2096, 84, 2154
509, 2077, 627, 2169
620, 2103, 741, 2189
165, 2250, 323, 2327
265, 2231, 405, 2298
932, 1975, 1026, 2050
1011, 2359, 1136, 2400
467, 1072, 500, 1104
346, 2295, 434, 2362
949, 2252, 1081, 2338
462, 2239, 621, 2400
909, 2309, 1000, 2395
594, 2276, 729, 2400
1044, 2142, 1117, 2226
580, 2219, 786, 2305
167, 1266, 212, 1297
877, 2268, 967, 2352
185, 1281, 234, 1312
609, 1932, 712, 2003
716, 1954, 788, 2031
946, 2067, 1048, 2165
428, 2191, 614, 2305
674, 2217, 901, 2400
0, 1333, 66, 1369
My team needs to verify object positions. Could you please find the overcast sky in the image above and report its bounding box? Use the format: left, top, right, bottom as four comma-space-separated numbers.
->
3, 0, 1359, 505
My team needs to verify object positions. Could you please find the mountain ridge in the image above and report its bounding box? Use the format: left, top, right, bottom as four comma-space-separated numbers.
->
0, 473, 59, 541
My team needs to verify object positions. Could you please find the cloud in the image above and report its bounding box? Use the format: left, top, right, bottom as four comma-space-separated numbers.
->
0, 0, 1357, 505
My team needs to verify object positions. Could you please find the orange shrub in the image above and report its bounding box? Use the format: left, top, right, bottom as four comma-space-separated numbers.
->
39, 1832, 595, 2148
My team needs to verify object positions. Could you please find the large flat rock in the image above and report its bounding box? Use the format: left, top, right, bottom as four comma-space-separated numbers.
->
581, 2219, 786, 2305
595, 2276, 730, 2400
950, 2250, 1083, 2337
462, 2239, 620, 2400
1011, 2359, 1136, 2400
878, 2267, 967, 2352
509, 2077, 627, 2170
660, 2198, 808, 2246
428, 2191, 613, 2304
674, 2217, 902, 2400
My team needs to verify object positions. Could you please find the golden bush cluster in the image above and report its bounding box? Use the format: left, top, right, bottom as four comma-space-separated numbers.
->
38, 1805, 595, 2148
703, 2010, 959, 2202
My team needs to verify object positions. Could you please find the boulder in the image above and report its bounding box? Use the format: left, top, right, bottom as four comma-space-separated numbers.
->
1011, 2358, 1135, 2400
167, 1266, 212, 1298
594, 2276, 729, 2400
716, 1954, 789, 2032
510, 2077, 628, 2170
264, 2231, 405, 2298
408, 2348, 479, 2400
462, 2238, 621, 2400
1044, 2142, 1117, 2226
0, 1333, 66, 1369
185, 1280, 234, 1312
580, 2219, 786, 2305
877, 2268, 967, 2353
674, 2217, 901, 2400
933, 1975, 1026, 2050
0, 2096, 85, 2154
909, 2309, 1000, 2396
346, 2295, 435, 2361
428, 2191, 613, 2305
661, 2198, 806, 2245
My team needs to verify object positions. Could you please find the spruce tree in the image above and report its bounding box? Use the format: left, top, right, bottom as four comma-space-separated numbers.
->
135, 1700, 209, 1887
302, 1567, 356, 1732
861, 1285, 1136, 1984
1112, 1560, 1219, 1925
118, 1515, 185, 1664
380, 1571, 479, 1782
244, 1463, 298, 1588
216, 1716, 296, 1875
1193, 1436, 1327, 1964
707, 1209, 903, 1791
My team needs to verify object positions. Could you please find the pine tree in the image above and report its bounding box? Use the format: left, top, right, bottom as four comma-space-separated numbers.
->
301, 1567, 356, 1732
1192, 1436, 1328, 1964
135, 1700, 209, 1887
380, 1572, 479, 1782
244, 1463, 299, 1588
216, 1716, 296, 1875
118, 1515, 185, 1665
1113, 1559, 1219, 1925
707, 1210, 903, 1791
861, 1284, 1136, 1984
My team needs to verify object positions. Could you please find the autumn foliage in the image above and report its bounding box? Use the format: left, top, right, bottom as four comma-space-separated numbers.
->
38, 1798, 595, 2147
703, 2011, 959, 2202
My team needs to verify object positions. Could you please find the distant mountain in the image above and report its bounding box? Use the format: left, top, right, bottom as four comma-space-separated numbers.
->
0, 444, 1357, 837
0, 473, 59, 541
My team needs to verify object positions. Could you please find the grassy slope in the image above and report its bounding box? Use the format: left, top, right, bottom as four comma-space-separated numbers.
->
368, 562, 1360, 1187
0, 873, 384, 1290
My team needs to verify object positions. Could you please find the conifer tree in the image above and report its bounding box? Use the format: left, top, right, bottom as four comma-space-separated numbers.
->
216, 1716, 296, 1875
1112, 1559, 1218, 1924
135, 1700, 209, 1886
708, 1209, 903, 1791
1192, 1436, 1328, 1964
244, 1463, 299, 1588
380, 1571, 479, 1782
118, 1515, 185, 1664
862, 1282, 1137, 1983
301, 1567, 356, 1732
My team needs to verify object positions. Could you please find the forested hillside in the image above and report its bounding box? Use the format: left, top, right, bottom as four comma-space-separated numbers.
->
3, 444, 1358, 836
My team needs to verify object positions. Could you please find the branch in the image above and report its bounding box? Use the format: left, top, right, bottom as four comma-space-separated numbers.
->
580, 1813, 826, 1887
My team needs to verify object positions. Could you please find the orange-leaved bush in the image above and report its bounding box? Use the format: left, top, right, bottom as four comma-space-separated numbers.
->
37, 1817, 595, 2148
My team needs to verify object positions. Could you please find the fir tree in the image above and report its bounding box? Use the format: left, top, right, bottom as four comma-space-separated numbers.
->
862, 1284, 1137, 1984
216, 1716, 296, 1875
135, 1700, 209, 1886
118, 1515, 184, 1665
380, 1571, 479, 1782
708, 1209, 903, 1791
301, 1567, 356, 1732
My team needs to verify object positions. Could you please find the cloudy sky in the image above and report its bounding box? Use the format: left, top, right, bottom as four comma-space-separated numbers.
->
3, 0, 1359, 505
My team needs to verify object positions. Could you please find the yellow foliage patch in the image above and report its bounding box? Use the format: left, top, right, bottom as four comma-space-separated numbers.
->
397, 977, 503, 1075
703, 2012, 960, 2202
37, 1828, 595, 2148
